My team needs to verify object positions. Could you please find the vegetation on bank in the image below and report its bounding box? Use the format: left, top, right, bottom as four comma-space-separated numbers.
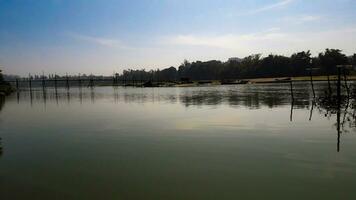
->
2, 49, 355, 87
117, 49, 355, 82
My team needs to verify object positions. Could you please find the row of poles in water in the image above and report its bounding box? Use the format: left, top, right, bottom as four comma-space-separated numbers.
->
289, 65, 354, 153
289, 65, 352, 102
14, 75, 99, 91
12, 72, 168, 91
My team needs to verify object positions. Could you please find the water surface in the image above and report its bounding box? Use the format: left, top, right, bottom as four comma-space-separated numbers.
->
1, 83, 356, 199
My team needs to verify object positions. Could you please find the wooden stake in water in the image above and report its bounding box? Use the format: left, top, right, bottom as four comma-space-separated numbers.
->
343, 69, 350, 97
290, 78, 294, 122
337, 65, 353, 97
54, 74, 58, 89
66, 74, 70, 90
327, 73, 332, 96
16, 78, 19, 90
290, 100, 294, 122
309, 100, 314, 121
290, 79, 294, 101
112, 74, 117, 87
42, 73, 46, 90
89, 75, 94, 88
310, 73, 315, 99
28, 74, 32, 91
78, 74, 82, 88
336, 66, 342, 152
306, 66, 319, 99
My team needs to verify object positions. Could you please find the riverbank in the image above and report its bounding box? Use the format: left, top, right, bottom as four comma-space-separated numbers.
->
88, 75, 356, 87
245, 75, 356, 84
175, 75, 356, 86
6, 75, 355, 89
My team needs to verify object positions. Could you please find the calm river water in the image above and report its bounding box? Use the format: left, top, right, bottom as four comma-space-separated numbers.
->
0, 82, 356, 199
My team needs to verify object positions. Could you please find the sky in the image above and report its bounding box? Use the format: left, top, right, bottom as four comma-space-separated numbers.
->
0, 0, 356, 76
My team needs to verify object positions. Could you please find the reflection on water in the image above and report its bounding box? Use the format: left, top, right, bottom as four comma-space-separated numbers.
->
314, 88, 356, 152
7, 82, 356, 152
5, 83, 356, 148
13, 83, 313, 108
1, 82, 356, 199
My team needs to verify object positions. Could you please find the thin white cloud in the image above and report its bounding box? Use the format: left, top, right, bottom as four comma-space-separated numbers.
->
241, 0, 294, 15
164, 29, 294, 50
65, 32, 122, 47
300, 15, 322, 22
265, 27, 281, 32
162, 26, 356, 56
281, 15, 323, 24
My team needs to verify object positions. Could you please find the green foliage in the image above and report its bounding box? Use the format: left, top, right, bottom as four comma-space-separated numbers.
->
259, 54, 291, 77
290, 51, 312, 76
318, 49, 348, 74
118, 49, 353, 81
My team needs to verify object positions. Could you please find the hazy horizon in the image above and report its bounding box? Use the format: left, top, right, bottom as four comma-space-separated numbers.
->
1, 0, 356, 76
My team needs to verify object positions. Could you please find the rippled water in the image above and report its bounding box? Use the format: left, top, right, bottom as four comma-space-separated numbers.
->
1, 82, 356, 199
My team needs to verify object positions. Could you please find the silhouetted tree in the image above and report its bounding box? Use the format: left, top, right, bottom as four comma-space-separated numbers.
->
290, 51, 312, 76
239, 54, 261, 78
117, 49, 355, 82
259, 54, 291, 77
319, 49, 348, 95
319, 49, 348, 75
158, 66, 177, 81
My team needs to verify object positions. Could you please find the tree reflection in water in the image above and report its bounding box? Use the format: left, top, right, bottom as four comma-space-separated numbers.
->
307, 83, 356, 152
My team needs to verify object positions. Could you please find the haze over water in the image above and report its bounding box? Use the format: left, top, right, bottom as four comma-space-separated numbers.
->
1, 82, 356, 199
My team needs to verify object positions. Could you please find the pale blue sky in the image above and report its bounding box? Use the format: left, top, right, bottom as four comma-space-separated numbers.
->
1, 0, 356, 76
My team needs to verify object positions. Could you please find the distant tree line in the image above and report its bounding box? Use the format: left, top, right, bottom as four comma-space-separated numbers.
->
3, 48, 356, 82
118, 49, 356, 81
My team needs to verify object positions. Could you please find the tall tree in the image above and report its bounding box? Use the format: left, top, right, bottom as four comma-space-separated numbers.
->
239, 54, 261, 78
319, 49, 348, 74
117, 49, 355, 82
319, 49, 348, 95
260, 54, 291, 77
290, 51, 312, 76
